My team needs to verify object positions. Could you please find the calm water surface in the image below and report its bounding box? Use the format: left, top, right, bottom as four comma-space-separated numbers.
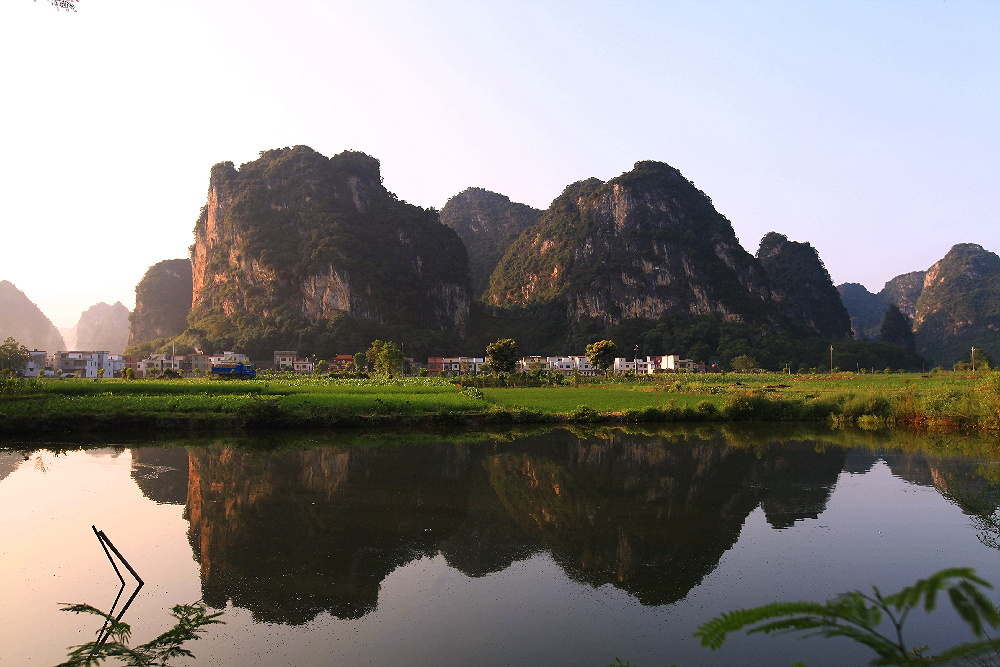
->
2, 425, 998, 666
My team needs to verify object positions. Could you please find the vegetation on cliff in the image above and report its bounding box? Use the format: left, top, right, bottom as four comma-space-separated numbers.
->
840, 244, 999, 367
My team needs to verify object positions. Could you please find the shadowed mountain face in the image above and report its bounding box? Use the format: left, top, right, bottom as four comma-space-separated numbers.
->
181, 430, 859, 622
186, 146, 470, 360
129, 259, 192, 346
439, 187, 542, 300
756, 233, 852, 339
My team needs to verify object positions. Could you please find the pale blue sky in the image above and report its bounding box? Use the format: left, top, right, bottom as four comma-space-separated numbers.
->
2, 0, 998, 328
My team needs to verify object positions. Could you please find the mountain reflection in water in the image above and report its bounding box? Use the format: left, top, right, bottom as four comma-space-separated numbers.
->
129, 428, 999, 627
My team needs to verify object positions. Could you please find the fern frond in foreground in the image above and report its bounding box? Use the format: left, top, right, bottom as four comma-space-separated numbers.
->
694, 568, 1000, 665
57, 601, 224, 667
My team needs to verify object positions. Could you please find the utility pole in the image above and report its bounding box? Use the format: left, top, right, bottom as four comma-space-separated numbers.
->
829, 345, 833, 373
972, 347, 976, 372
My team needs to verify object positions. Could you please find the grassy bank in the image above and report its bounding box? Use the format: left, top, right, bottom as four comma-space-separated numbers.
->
0, 371, 997, 435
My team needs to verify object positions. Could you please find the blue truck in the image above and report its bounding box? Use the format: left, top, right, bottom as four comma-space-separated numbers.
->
211, 363, 257, 379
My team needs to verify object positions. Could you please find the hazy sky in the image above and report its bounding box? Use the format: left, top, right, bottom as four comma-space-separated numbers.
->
3, 0, 998, 328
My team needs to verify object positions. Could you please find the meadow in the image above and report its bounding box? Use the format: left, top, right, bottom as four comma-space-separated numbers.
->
0, 370, 997, 435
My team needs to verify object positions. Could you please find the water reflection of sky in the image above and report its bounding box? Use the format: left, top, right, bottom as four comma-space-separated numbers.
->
1, 430, 997, 667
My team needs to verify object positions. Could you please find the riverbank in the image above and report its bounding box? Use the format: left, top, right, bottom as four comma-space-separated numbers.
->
0, 371, 997, 435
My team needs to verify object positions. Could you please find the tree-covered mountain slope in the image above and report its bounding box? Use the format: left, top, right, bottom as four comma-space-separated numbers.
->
439, 187, 542, 299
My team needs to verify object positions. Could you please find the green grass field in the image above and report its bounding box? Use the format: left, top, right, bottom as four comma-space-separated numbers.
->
0, 371, 997, 434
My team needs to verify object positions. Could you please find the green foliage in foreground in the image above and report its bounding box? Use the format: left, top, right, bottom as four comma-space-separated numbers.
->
58, 601, 223, 667
695, 568, 1000, 666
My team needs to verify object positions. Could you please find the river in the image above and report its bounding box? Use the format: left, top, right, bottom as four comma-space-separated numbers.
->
2, 424, 998, 666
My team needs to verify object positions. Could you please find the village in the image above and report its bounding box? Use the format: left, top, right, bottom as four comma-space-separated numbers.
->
17, 348, 720, 378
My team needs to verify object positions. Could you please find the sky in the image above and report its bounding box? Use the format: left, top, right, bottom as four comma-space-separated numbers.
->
2, 0, 998, 329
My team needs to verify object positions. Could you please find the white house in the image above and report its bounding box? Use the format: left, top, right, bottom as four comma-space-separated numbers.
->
52, 351, 128, 378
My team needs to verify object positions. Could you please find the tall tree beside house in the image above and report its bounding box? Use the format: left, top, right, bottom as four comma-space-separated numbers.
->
0, 337, 29, 373
485, 338, 519, 374
366, 340, 403, 377
585, 340, 618, 376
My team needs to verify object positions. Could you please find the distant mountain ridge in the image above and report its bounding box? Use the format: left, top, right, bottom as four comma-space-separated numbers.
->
838, 243, 999, 366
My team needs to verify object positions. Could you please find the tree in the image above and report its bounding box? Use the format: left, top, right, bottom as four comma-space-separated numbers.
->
368, 340, 403, 377
879, 304, 916, 352
352, 351, 367, 372
0, 337, 29, 373
586, 340, 618, 376
731, 354, 759, 372
486, 338, 519, 374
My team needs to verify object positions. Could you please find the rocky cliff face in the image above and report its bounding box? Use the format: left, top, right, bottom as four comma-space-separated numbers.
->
189, 147, 470, 347
75, 301, 130, 354
128, 259, 193, 346
485, 161, 775, 328
0, 280, 65, 352
440, 188, 542, 299
756, 232, 852, 339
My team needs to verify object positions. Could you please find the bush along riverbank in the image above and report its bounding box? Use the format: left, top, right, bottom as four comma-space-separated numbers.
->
0, 371, 997, 435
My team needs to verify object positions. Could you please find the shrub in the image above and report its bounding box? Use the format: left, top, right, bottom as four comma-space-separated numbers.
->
568, 405, 601, 422
695, 400, 718, 416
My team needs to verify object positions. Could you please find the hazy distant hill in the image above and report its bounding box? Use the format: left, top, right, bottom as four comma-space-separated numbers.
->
128, 259, 193, 346
839, 244, 999, 366
440, 188, 542, 299
0, 280, 65, 351
75, 301, 130, 354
